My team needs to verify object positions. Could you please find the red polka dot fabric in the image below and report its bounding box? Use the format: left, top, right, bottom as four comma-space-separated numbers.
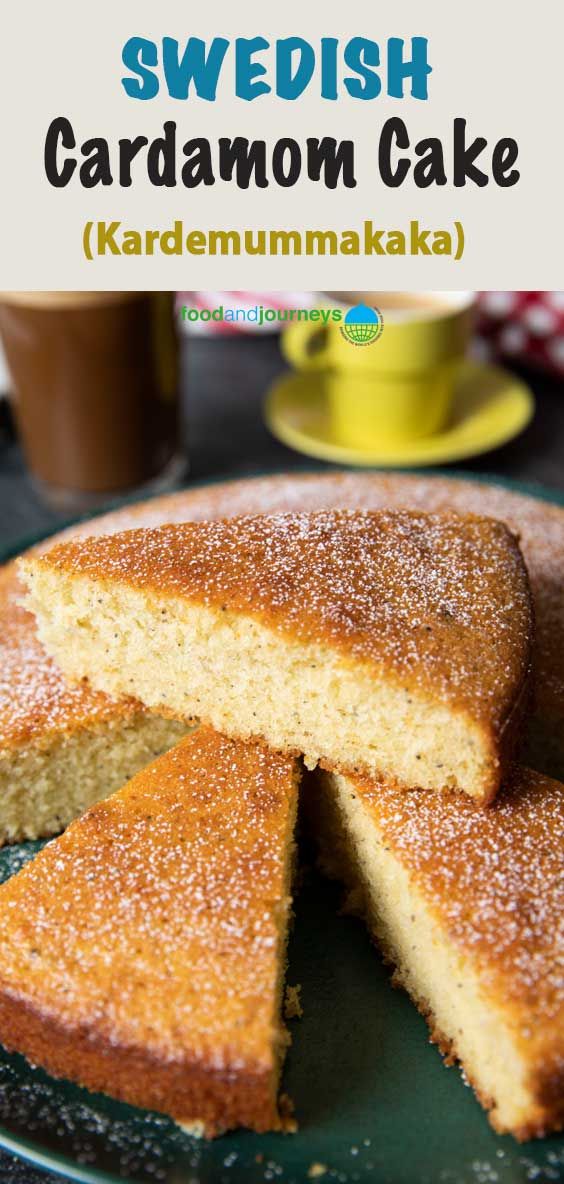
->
476, 292, 564, 377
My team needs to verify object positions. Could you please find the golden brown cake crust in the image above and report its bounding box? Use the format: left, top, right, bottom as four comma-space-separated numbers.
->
27, 509, 533, 749
62, 471, 564, 778
0, 728, 299, 1135
2, 470, 563, 778
345, 762, 564, 1137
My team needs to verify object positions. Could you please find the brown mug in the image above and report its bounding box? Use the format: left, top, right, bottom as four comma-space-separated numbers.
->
0, 291, 185, 510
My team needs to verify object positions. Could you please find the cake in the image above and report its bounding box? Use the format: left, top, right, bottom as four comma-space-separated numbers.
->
0, 564, 186, 844
308, 762, 564, 1140
3, 470, 564, 848
21, 509, 533, 803
56, 469, 564, 781
0, 727, 300, 1136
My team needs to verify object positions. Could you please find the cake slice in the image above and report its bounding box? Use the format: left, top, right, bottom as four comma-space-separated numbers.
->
0, 564, 186, 844
0, 727, 299, 1136
49, 469, 564, 781
21, 510, 532, 803
309, 763, 564, 1140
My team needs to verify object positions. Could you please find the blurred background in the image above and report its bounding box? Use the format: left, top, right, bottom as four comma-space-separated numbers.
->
0, 290, 563, 554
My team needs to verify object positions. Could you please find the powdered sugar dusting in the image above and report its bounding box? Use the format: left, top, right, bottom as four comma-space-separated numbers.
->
0, 569, 138, 752
38, 509, 532, 728
355, 764, 564, 1026
0, 1052, 193, 1180
0, 729, 297, 1124
71, 470, 563, 754
3, 472, 563, 772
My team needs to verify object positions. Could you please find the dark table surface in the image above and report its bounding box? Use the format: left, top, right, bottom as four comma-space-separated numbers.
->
1, 332, 564, 557
0, 332, 562, 1182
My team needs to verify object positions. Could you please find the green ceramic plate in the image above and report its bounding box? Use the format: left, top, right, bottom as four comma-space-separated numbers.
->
0, 471, 563, 1184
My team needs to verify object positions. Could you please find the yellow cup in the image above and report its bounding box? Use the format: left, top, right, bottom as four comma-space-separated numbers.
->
281, 292, 476, 449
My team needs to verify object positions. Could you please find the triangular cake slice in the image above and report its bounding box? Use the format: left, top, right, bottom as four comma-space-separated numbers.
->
0, 727, 300, 1136
20, 510, 533, 803
0, 563, 186, 845
309, 763, 564, 1140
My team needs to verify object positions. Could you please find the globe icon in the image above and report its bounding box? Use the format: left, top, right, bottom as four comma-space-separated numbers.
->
342, 303, 383, 346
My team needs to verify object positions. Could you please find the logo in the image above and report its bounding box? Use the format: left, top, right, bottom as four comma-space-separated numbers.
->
180, 302, 343, 329
340, 303, 384, 346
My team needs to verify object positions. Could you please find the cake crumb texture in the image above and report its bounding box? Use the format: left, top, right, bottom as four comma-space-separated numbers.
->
21, 509, 533, 801
312, 762, 564, 1140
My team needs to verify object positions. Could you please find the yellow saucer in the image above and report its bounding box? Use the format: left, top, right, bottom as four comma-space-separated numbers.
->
264, 361, 534, 467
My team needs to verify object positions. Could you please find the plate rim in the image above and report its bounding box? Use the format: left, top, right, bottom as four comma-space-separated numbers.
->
0, 1126, 113, 1184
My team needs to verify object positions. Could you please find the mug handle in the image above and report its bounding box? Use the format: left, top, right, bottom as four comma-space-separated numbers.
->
281, 321, 331, 370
